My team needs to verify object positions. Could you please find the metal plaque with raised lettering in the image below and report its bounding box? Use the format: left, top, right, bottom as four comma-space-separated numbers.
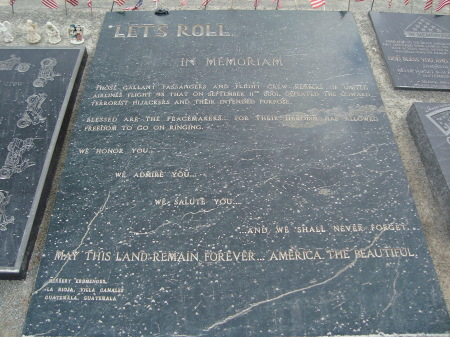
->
0, 47, 86, 279
22, 12, 449, 336
370, 12, 450, 90
407, 102, 450, 223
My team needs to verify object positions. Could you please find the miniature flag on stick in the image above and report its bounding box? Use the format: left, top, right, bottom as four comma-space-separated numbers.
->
180, 0, 187, 6
66, 0, 79, 5
111, 0, 125, 11
310, 0, 325, 8
9, 0, 15, 13
42, 0, 58, 8
202, 0, 212, 6
424, 0, 433, 9
123, 0, 143, 10
254, 0, 260, 8
436, 0, 449, 10
87, 0, 92, 6
387, 0, 393, 8
271, 0, 282, 8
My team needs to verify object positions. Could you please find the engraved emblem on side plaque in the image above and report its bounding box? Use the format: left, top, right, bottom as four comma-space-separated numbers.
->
426, 107, 450, 136
0, 55, 30, 72
426, 107, 450, 145
33, 58, 61, 87
17, 93, 47, 129
404, 17, 450, 39
0, 190, 14, 232
0, 138, 36, 179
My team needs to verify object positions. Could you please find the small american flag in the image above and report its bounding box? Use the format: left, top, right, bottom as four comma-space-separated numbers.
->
114, 0, 126, 5
424, 0, 433, 9
404, 0, 409, 4
42, 0, 58, 8
388, 0, 393, 8
180, 0, 187, 5
9, 0, 16, 5
201, 0, 211, 5
87, 0, 92, 6
436, 0, 450, 10
254, 0, 261, 7
309, 0, 325, 8
271, 0, 282, 7
123, 0, 142, 9
355, 0, 364, 2
66, 0, 79, 5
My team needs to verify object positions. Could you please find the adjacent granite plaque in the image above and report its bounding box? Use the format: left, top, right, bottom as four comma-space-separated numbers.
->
370, 12, 450, 90
0, 47, 86, 279
407, 103, 450, 223
23, 11, 450, 336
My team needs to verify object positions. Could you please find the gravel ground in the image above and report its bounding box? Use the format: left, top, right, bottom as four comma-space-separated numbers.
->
0, 1, 449, 336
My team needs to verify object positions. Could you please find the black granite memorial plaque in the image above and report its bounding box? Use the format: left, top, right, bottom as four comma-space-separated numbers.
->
370, 12, 450, 90
23, 11, 450, 336
407, 103, 450, 224
0, 47, 86, 279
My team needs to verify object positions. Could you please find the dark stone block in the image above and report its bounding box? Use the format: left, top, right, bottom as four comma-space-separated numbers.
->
22, 11, 449, 336
407, 103, 450, 224
0, 47, 86, 279
370, 12, 450, 90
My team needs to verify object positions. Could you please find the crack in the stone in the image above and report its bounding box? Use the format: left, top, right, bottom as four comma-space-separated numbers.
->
380, 259, 401, 316
324, 73, 358, 81
181, 208, 218, 219
29, 328, 56, 336
341, 144, 380, 157
32, 192, 111, 296
130, 217, 215, 236
131, 220, 177, 236
204, 231, 386, 332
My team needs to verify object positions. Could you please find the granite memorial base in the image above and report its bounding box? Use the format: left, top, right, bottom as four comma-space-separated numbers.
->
22, 11, 450, 336
0, 47, 86, 279
407, 103, 450, 225
370, 12, 450, 90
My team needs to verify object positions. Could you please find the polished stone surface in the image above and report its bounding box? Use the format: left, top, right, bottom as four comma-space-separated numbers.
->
0, 47, 86, 279
407, 103, 450, 224
370, 12, 450, 90
23, 11, 450, 336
